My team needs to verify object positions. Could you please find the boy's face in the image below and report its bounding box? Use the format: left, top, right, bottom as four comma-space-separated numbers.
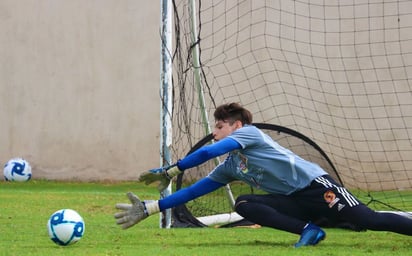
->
213, 119, 242, 141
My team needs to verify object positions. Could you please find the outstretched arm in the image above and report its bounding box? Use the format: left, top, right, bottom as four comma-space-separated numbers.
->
158, 177, 225, 210
177, 137, 241, 170
114, 177, 225, 229
139, 137, 241, 191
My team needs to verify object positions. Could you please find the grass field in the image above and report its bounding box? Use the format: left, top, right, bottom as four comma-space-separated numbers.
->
1, 180, 411, 256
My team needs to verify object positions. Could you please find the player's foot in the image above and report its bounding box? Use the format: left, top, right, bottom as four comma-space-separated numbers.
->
294, 223, 326, 248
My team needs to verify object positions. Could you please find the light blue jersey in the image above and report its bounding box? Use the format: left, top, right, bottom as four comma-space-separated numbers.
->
208, 125, 327, 195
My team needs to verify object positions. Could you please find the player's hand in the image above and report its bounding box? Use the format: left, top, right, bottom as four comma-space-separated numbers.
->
139, 167, 171, 191
114, 192, 148, 229
139, 165, 182, 192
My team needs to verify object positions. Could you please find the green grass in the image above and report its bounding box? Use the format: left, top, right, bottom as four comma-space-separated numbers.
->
1, 180, 411, 256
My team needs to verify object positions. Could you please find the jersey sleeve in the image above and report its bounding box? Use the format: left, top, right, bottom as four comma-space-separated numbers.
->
227, 125, 261, 149
177, 137, 241, 170
158, 177, 225, 210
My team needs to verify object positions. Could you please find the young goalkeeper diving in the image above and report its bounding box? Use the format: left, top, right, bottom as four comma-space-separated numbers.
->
114, 102, 412, 247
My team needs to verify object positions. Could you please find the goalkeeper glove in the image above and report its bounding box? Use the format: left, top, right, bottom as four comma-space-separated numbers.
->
114, 192, 159, 229
139, 164, 182, 191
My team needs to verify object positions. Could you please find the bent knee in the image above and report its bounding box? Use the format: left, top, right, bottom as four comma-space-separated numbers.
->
236, 194, 255, 203
234, 195, 254, 212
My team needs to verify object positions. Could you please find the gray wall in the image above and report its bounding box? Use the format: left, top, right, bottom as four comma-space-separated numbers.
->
0, 1, 161, 180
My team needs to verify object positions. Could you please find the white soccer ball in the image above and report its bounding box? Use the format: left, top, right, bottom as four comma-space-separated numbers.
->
47, 209, 85, 246
3, 158, 32, 182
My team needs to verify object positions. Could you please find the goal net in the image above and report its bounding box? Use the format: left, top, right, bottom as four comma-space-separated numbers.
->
166, 0, 412, 227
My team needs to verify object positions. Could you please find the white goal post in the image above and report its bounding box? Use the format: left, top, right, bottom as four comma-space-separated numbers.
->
159, 0, 173, 228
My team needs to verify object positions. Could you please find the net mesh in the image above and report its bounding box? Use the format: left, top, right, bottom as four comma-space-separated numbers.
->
167, 0, 412, 223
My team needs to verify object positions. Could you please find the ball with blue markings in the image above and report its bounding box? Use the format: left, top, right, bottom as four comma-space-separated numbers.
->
47, 209, 85, 246
3, 158, 32, 182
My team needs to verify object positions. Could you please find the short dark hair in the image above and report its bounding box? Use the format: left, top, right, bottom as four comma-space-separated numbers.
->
214, 102, 253, 125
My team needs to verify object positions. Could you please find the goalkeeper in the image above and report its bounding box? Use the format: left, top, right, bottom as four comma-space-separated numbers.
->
115, 102, 412, 247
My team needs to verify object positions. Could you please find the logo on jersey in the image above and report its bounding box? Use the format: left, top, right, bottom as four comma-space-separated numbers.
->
324, 190, 340, 209
237, 152, 249, 173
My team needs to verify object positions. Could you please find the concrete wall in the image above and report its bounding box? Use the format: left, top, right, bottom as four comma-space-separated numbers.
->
0, 1, 161, 180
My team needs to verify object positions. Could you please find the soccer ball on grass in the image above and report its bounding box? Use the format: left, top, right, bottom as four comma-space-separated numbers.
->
3, 157, 32, 182
47, 209, 85, 246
